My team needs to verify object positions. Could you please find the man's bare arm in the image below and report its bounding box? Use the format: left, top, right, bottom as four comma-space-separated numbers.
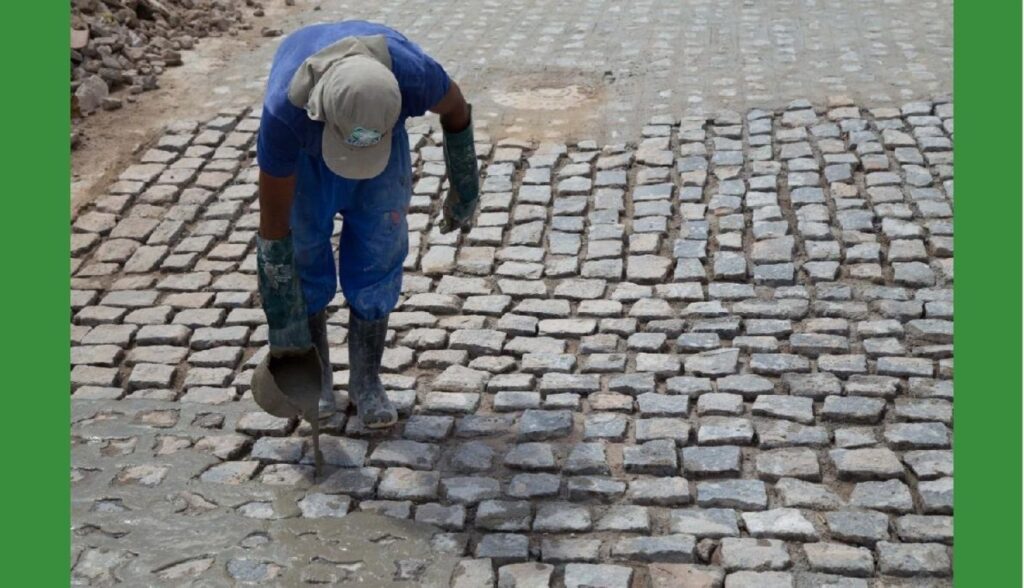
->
430, 80, 471, 133
259, 171, 296, 240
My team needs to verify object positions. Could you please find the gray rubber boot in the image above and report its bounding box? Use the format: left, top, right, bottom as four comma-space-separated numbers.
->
307, 309, 336, 419
347, 312, 398, 428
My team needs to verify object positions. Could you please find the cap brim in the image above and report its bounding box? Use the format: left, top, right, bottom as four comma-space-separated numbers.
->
322, 125, 391, 180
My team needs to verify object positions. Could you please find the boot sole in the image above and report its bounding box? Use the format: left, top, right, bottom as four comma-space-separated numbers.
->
364, 418, 398, 429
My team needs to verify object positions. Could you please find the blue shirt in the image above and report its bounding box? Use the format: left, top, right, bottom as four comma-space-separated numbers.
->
257, 21, 450, 178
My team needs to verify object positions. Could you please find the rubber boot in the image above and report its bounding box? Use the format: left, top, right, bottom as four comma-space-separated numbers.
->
307, 309, 336, 419
347, 312, 398, 428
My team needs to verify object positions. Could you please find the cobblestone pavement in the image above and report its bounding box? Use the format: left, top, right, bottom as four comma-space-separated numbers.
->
185, 0, 951, 144
71, 96, 954, 585
70, 2, 953, 586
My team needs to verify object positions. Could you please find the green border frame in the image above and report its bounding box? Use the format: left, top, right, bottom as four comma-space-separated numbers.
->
1, 2, 70, 583
955, 0, 1022, 585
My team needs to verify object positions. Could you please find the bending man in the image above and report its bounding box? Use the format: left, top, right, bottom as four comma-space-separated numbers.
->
255, 21, 479, 428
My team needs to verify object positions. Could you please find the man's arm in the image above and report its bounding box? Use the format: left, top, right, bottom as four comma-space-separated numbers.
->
430, 80, 471, 134
428, 79, 479, 233
259, 171, 296, 240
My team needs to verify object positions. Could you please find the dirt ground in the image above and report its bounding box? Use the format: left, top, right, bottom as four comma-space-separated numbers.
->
70, 1, 314, 214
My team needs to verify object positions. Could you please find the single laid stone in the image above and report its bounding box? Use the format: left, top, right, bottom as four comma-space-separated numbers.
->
497, 562, 554, 588
315, 467, 380, 498
697, 480, 767, 510
742, 508, 819, 541
540, 373, 600, 394
450, 329, 507, 355
533, 501, 591, 532
443, 476, 502, 505
718, 374, 774, 398
451, 558, 496, 588
584, 413, 629, 441
697, 393, 744, 416
377, 468, 439, 501
849, 479, 915, 513
877, 541, 951, 577
830, 448, 904, 480
750, 354, 810, 375
720, 537, 790, 571
565, 442, 610, 475
697, 417, 754, 445
722, 570, 793, 588
611, 534, 696, 563
648, 564, 725, 588
636, 418, 692, 445
682, 446, 741, 477
821, 396, 886, 424
637, 393, 689, 417
627, 255, 673, 283
904, 450, 953, 480
541, 538, 602, 563
685, 348, 740, 376
896, 515, 953, 544
563, 564, 633, 588
883, 422, 951, 449
918, 477, 953, 514
298, 493, 351, 519
199, 461, 259, 484
623, 439, 679, 475
752, 395, 814, 424
475, 534, 529, 564
775, 478, 842, 509
517, 410, 573, 441
368, 440, 440, 470
434, 365, 490, 393
627, 477, 691, 506
756, 448, 821, 481
228, 406, 288, 435
783, 372, 842, 399
475, 500, 533, 531
507, 473, 561, 499
568, 475, 626, 503
826, 510, 890, 546
670, 508, 740, 538
504, 443, 557, 471
803, 542, 874, 577
250, 437, 305, 463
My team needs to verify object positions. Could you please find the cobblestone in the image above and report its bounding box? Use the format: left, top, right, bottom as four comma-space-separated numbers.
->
70, 7, 954, 578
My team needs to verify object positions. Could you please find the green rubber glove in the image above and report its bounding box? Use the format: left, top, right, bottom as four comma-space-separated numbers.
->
256, 233, 312, 355
439, 104, 480, 233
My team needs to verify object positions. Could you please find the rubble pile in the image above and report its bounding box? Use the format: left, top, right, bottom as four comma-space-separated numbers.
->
70, 0, 256, 117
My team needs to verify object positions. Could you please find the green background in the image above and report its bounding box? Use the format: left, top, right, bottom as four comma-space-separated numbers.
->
1, 1, 1020, 584
1, 2, 71, 583
955, 0, 1022, 585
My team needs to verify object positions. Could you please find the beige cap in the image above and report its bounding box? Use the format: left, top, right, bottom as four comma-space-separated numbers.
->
287, 35, 400, 179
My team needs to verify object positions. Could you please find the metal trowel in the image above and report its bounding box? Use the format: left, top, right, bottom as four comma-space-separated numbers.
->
251, 347, 325, 477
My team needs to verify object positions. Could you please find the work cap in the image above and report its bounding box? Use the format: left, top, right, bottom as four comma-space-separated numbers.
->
288, 35, 400, 179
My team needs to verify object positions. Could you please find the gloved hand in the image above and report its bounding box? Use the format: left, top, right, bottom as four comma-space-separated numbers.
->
256, 232, 313, 356
438, 104, 480, 233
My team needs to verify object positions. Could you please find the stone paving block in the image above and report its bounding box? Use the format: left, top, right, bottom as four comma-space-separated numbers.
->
563, 563, 633, 588
70, 86, 958, 583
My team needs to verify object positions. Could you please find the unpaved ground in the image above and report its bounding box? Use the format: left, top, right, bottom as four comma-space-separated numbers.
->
71, 1, 314, 213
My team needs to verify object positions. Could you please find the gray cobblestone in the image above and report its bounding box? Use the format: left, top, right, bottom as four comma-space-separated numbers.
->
70, 18, 954, 579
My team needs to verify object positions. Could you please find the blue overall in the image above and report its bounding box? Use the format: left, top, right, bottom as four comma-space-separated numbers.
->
256, 21, 450, 320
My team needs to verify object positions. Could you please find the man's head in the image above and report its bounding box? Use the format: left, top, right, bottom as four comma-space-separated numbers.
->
288, 37, 401, 179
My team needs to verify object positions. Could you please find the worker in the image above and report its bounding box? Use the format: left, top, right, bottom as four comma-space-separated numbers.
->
254, 21, 479, 429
